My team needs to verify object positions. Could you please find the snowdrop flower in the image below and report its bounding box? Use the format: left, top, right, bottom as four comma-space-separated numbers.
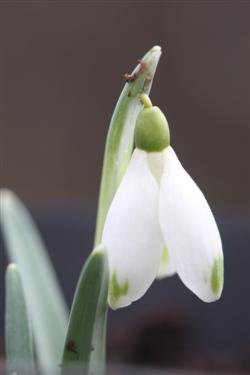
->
102, 94, 224, 309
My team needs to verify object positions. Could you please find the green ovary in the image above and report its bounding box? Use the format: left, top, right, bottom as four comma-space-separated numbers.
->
210, 256, 224, 295
134, 106, 170, 152
109, 271, 129, 303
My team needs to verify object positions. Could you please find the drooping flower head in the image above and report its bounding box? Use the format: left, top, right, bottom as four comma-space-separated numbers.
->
102, 94, 224, 309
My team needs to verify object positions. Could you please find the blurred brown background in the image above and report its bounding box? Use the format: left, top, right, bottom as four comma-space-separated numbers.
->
1, 1, 250, 374
1, 1, 249, 214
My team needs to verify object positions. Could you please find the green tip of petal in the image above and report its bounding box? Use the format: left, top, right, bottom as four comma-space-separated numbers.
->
211, 256, 224, 296
135, 105, 170, 152
109, 272, 129, 305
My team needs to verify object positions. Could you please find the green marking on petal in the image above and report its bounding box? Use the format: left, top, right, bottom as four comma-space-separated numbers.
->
210, 256, 224, 295
158, 246, 170, 276
109, 272, 129, 304
161, 246, 169, 266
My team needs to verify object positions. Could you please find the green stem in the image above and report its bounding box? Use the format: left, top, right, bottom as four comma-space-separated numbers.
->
140, 93, 153, 108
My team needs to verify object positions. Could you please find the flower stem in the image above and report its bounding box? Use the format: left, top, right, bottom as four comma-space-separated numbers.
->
140, 93, 152, 108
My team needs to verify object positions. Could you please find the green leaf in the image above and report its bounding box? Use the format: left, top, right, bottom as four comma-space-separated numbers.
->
5, 263, 35, 375
62, 247, 109, 375
94, 46, 162, 245
0, 189, 68, 373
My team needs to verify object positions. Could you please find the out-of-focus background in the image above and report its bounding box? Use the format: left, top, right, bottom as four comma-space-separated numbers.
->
1, 1, 249, 374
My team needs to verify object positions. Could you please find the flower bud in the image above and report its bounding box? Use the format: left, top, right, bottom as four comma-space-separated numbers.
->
135, 105, 170, 152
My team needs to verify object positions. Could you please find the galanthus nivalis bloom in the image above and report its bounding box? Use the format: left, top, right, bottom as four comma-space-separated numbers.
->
102, 95, 224, 309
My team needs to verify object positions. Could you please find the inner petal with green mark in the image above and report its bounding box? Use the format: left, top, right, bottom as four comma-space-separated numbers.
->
108, 271, 129, 305
157, 245, 176, 278
210, 256, 224, 296
161, 246, 169, 266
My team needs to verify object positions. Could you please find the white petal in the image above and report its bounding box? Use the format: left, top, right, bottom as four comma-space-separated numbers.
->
102, 148, 163, 309
158, 146, 224, 302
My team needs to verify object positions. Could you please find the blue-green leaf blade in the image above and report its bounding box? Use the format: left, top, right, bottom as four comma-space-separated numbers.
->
0, 189, 68, 372
62, 247, 109, 374
5, 263, 35, 375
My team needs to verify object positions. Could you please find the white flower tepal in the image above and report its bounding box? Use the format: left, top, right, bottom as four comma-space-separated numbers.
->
102, 149, 163, 309
102, 95, 224, 309
159, 146, 223, 302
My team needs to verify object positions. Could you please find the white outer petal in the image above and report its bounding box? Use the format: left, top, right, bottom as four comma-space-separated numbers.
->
159, 146, 223, 302
102, 149, 163, 309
